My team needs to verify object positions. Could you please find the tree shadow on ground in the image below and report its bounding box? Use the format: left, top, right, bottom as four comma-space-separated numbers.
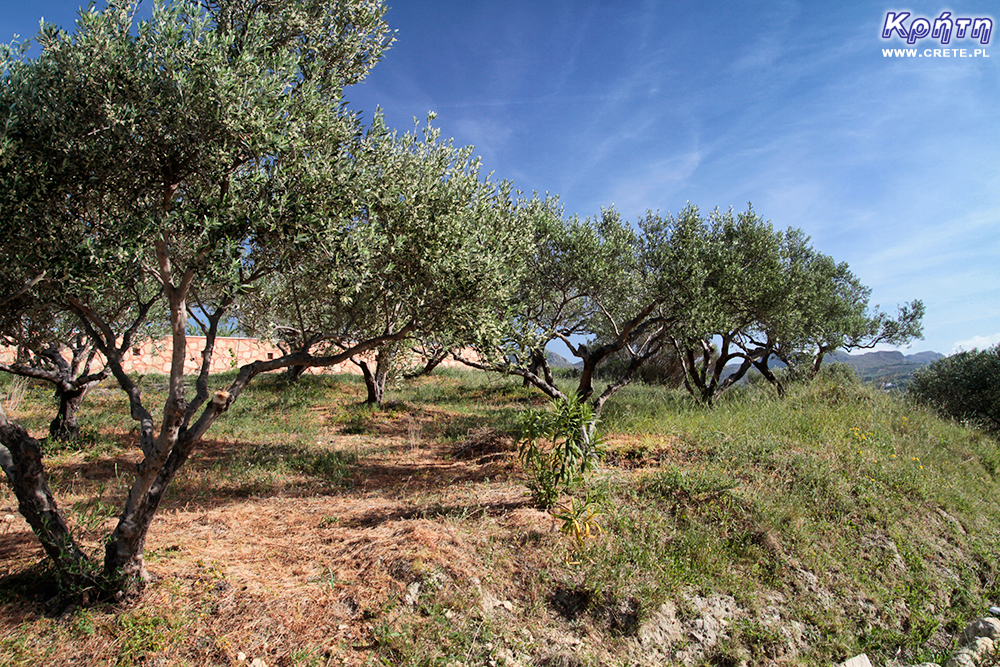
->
0, 532, 42, 565
340, 498, 531, 529
29, 424, 522, 517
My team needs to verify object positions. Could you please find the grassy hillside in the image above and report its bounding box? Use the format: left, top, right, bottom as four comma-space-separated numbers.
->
1, 368, 999, 666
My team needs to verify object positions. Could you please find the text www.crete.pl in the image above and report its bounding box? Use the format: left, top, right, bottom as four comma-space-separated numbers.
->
883, 48, 990, 57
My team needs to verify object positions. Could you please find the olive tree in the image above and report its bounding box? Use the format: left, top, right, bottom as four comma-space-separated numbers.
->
0, 291, 163, 441
659, 206, 793, 402
0, 0, 421, 598
770, 242, 925, 378
663, 206, 924, 404
241, 115, 530, 406
0, 0, 532, 600
458, 205, 677, 420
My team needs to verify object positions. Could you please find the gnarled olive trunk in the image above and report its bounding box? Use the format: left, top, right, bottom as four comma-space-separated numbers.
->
102, 423, 204, 595
359, 358, 388, 406
522, 349, 549, 388
0, 407, 95, 593
752, 355, 785, 397
285, 339, 313, 382
358, 344, 399, 407
405, 345, 449, 379
1, 341, 108, 443
49, 380, 99, 441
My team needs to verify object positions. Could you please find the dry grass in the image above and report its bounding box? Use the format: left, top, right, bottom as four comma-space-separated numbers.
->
0, 373, 552, 667
2, 370, 1000, 666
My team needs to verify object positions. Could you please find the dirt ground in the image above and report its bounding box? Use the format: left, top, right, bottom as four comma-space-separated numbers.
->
0, 400, 587, 667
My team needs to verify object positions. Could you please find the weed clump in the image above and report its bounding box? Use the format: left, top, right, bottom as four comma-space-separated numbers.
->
517, 393, 601, 509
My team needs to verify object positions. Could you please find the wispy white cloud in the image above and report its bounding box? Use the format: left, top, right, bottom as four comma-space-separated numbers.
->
952, 333, 1000, 354
450, 116, 515, 166
602, 149, 704, 218
344, 1, 999, 357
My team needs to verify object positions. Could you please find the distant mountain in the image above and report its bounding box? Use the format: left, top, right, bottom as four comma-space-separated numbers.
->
546, 351, 580, 369
825, 350, 943, 387
722, 350, 944, 388
900, 351, 946, 365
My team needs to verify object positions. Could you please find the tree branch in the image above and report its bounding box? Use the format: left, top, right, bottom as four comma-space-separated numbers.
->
0, 271, 47, 307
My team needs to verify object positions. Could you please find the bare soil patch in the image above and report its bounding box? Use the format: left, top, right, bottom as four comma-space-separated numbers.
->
0, 392, 558, 666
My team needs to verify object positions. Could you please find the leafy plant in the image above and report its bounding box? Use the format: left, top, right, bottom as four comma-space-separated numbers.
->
518, 393, 601, 508
552, 493, 603, 561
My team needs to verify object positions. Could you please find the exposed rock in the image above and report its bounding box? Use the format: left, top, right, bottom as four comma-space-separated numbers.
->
481, 590, 514, 614
966, 637, 995, 662
636, 600, 684, 648
404, 581, 420, 607
840, 654, 873, 667
758, 593, 806, 661
961, 617, 1000, 644
632, 595, 742, 666
944, 649, 977, 667
945, 637, 995, 667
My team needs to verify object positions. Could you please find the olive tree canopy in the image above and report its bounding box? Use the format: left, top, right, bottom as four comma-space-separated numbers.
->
239, 114, 533, 405
457, 205, 680, 420
661, 206, 924, 404
0, 0, 525, 600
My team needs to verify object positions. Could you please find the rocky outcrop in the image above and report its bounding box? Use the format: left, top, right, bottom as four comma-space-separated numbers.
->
841, 616, 1000, 667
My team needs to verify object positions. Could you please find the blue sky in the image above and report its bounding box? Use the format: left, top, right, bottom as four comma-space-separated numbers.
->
3, 1, 998, 355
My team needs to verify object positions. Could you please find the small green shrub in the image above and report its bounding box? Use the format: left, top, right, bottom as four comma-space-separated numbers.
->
552, 491, 603, 558
910, 345, 1000, 432
518, 393, 601, 508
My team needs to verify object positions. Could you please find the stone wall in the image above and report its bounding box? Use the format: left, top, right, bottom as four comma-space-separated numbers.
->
125, 337, 358, 375
1, 337, 473, 376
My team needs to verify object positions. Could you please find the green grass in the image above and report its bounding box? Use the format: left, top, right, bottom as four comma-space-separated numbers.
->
328, 369, 999, 666
2, 366, 1000, 666
565, 369, 1000, 665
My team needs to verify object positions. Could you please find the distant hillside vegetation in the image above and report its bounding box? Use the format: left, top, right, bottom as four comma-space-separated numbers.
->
826, 350, 944, 387
720, 350, 944, 388
550, 348, 944, 388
